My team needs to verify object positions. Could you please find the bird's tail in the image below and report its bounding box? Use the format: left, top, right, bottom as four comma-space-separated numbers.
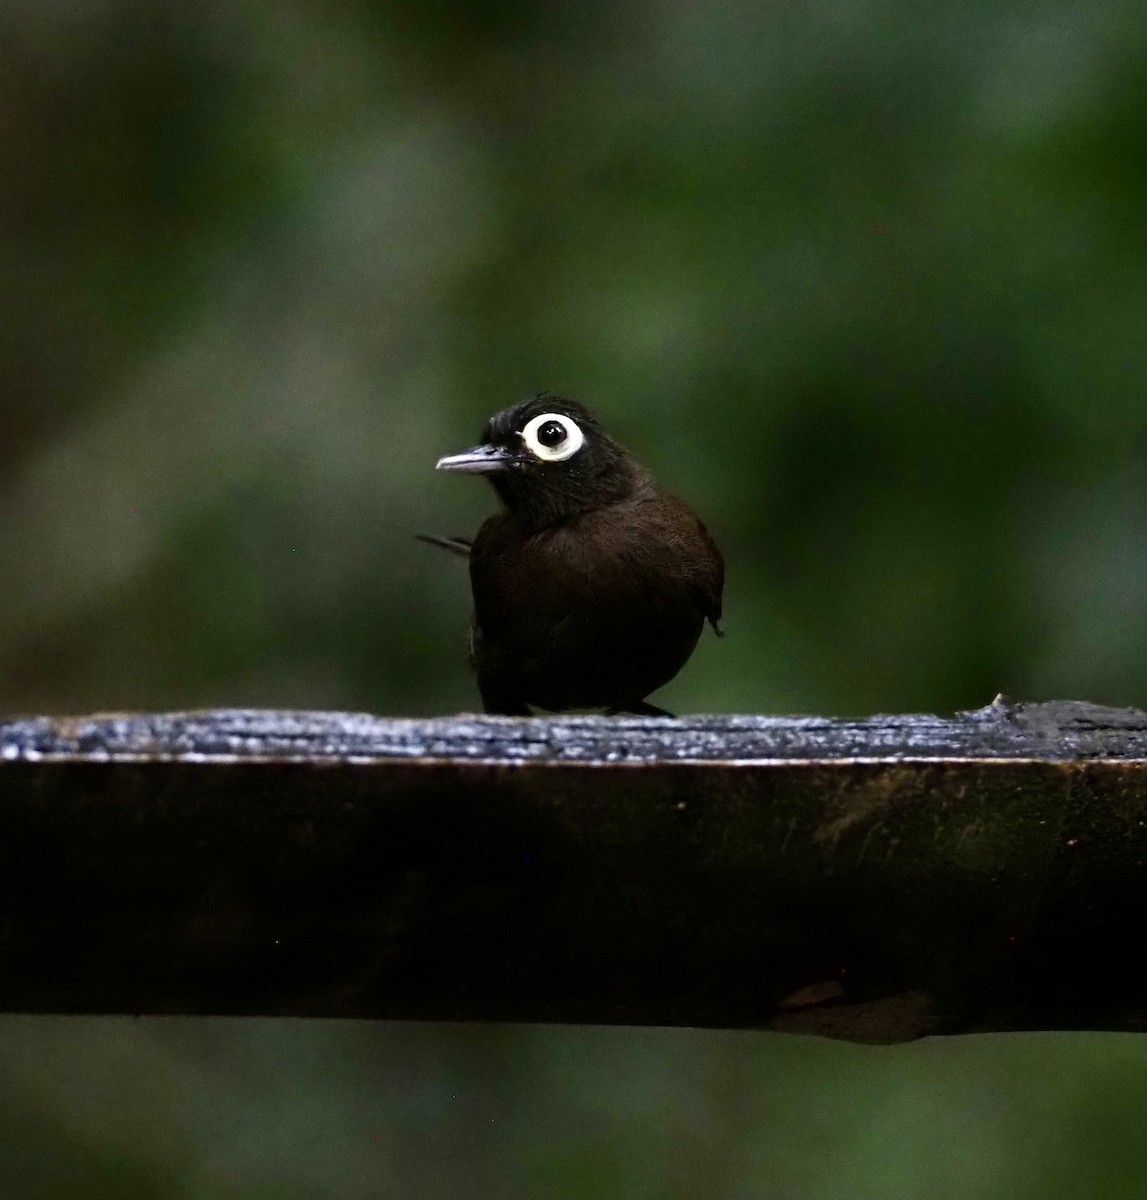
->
416, 534, 473, 559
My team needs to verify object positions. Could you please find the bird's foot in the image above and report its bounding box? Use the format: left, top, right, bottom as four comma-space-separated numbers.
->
605, 701, 675, 718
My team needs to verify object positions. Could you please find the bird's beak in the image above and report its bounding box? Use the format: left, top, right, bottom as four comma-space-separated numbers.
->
435, 444, 517, 473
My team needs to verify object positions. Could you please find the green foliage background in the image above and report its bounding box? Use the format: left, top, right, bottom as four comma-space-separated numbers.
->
2, 0, 1146, 1194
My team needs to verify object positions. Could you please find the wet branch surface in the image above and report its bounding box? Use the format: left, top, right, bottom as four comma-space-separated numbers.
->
2, 697, 1147, 1042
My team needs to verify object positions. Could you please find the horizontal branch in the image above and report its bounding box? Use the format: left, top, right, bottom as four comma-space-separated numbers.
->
2, 698, 1146, 1042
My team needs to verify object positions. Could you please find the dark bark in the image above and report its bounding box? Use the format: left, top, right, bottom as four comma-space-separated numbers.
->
1, 697, 1145, 1042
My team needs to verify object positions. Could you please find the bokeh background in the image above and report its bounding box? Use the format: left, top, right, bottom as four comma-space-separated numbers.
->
2, 0, 1146, 1195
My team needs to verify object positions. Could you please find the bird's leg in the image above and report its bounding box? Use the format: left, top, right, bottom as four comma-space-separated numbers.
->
479, 682, 533, 716
605, 701, 675, 718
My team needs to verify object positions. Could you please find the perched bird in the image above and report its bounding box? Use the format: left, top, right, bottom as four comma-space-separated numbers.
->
421, 394, 724, 716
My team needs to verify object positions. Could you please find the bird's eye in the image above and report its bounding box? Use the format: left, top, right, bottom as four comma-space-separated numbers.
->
520, 412, 585, 462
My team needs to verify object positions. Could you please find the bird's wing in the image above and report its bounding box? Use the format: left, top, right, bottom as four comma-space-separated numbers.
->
655, 495, 725, 636
697, 521, 725, 635
415, 534, 473, 559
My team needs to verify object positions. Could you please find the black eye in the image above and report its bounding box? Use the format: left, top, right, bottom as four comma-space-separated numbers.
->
537, 420, 566, 447
521, 411, 585, 460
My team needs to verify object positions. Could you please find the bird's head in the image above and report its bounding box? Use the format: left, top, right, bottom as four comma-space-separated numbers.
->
435, 394, 646, 528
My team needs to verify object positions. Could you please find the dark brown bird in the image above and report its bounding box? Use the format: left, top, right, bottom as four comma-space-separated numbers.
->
421, 394, 724, 716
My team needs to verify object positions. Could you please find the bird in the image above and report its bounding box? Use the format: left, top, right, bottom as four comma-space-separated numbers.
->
420, 394, 724, 717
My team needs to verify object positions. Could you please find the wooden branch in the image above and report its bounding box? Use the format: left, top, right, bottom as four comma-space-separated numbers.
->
2, 697, 1146, 1042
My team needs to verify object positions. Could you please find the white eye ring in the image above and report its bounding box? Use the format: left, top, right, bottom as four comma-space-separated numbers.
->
519, 412, 585, 462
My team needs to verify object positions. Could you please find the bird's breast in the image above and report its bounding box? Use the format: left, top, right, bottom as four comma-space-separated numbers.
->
469, 505, 706, 706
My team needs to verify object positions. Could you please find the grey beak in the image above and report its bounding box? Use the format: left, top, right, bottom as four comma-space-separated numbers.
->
435, 444, 517, 474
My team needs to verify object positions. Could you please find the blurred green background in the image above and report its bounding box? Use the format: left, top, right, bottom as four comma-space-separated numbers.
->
3, 0, 1147, 1194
